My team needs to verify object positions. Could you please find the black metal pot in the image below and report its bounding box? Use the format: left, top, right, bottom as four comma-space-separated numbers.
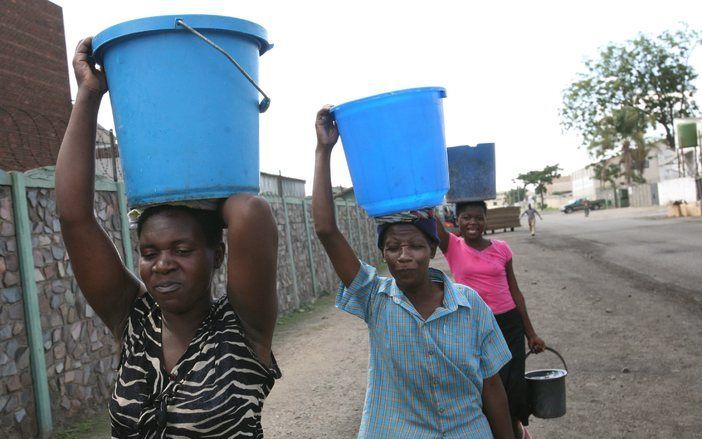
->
525, 347, 568, 419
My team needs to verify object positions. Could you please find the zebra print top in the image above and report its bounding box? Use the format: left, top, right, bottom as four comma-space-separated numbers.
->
109, 294, 280, 438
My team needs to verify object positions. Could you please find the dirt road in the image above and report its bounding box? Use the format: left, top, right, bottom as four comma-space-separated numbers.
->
263, 210, 702, 438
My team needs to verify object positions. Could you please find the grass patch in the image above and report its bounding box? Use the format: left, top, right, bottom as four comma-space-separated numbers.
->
54, 412, 110, 439
275, 291, 335, 330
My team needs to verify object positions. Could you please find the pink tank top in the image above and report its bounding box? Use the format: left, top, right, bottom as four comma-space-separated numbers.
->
444, 233, 516, 315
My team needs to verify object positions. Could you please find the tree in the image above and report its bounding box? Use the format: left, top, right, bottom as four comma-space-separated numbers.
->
562, 26, 700, 155
517, 164, 562, 210
587, 107, 653, 184
588, 160, 621, 207
505, 187, 526, 205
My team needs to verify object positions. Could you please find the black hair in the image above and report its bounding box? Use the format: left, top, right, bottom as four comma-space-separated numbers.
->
136, 205, 224, 248
455, 200, 488, 217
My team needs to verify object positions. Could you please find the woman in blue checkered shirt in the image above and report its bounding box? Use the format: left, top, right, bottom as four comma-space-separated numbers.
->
312, 106, 516, 439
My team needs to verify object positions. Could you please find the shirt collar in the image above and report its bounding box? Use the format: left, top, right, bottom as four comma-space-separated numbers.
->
432, 268, 472, 310
382, 267, 472, 311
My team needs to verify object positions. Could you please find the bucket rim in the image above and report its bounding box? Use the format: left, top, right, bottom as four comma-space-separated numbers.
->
447, 143, 496, 150
93, 14, 272, 62
331, 87, 447, 115
524, 368, 568, 380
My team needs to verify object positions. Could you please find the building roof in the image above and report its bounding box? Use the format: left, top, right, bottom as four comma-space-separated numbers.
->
259, 171, 306, 183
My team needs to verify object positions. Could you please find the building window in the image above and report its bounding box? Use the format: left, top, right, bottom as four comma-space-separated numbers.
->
632, 159, 650, 169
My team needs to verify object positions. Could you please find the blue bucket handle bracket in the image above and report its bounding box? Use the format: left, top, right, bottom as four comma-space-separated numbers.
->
175, 18, 270, 113
526, 346, 568, 371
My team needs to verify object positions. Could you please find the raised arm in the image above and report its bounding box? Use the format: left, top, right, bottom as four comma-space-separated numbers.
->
55, 38, 142, 337
222, 194, 278, 367
312, 106, 360, 287
435, 212, 450, 253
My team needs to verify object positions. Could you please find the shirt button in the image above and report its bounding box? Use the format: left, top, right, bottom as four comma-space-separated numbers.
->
433, 379, 438, 386
427, 350, 434, 356
438, 407, 444, 414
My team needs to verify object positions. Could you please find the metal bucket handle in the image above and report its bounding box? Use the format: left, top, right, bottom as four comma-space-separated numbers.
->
176, 18, 271, 113
526, 346, 568, 371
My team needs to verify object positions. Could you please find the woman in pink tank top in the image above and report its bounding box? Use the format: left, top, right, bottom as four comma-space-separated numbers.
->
437, 201, 546, 439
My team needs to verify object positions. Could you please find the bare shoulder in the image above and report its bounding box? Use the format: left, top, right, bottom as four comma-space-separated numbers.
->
224, 193, 272, 213
222, 194, 275, 226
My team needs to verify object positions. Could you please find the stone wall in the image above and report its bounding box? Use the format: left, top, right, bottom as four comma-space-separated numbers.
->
0, 181, 379, 437
31, 188, 121, 434
0, 185, 36, 438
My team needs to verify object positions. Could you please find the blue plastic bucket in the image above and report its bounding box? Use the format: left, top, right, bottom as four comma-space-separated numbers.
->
93, 15, 272, 207
446, 143, 497, 202
331, 87, 449, 217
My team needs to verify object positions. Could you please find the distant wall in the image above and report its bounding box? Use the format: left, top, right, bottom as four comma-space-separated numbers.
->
658, 177, 698, 204
629, 184, 658, 208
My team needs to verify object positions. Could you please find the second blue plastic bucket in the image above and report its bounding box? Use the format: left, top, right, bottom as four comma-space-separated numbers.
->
331, 87, 449, 217
93, 15, 272, 207
446, 143, 497, 202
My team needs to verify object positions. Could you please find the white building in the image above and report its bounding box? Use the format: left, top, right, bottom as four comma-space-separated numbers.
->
570, 141, 700, 207
571, 167, 598, 200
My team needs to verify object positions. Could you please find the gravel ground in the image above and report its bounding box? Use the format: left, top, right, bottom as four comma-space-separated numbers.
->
60, 209, 702, 438
263, 212, 702, 439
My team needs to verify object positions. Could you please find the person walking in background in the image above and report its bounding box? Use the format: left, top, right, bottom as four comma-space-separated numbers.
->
583, 199, 590, 217
437, 201, 546, 439
520, 204, 542, 237
313, 106, 515, 439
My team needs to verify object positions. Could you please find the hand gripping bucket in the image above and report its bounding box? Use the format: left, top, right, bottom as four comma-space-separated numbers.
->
525, 347, 568, 419
330, 88, 449, 217
93, 15, 272, 207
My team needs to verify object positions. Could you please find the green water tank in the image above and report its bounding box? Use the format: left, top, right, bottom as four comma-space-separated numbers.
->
678, 122, 699, 148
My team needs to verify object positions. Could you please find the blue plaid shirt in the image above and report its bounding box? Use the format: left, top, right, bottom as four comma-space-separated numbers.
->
337, 261, 511, 439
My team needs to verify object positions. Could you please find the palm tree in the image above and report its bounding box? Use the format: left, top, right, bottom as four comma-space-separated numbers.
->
588, 106, 653, 185
588, 160, 621, 207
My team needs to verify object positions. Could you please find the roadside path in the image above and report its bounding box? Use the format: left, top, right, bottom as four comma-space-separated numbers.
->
263, 214, 702, 438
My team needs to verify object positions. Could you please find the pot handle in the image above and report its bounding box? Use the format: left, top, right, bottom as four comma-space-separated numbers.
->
526, 346, 568, 371
176, 18, 271, 113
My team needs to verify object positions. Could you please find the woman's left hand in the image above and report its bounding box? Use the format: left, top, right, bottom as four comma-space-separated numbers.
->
315, 105, 339, 152
528, 335, 546, 353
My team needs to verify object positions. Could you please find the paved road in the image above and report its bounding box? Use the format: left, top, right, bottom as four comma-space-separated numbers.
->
263, 207, 702, 438
61, 207, 702, 438
537, 207, 701, 298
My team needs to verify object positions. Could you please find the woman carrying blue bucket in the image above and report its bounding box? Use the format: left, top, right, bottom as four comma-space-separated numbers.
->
438, 202, 546, 439
313, 106, 515, 439
55, 38, 280, 438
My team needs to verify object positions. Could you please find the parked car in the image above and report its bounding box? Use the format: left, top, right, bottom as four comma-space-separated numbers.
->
560, 198, 606, 214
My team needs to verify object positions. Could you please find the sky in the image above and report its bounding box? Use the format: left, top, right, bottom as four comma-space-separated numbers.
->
53, 0, 702, 193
